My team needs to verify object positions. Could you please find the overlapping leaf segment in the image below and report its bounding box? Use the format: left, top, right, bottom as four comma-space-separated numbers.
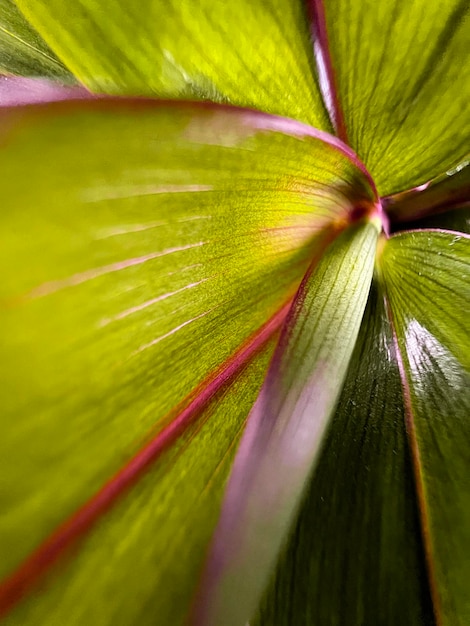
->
0, 1, 469, 625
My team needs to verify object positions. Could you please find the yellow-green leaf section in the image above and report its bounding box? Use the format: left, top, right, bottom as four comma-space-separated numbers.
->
0, 101, 374, 596
321, 0, 470, 194
14, 0, 330, 129
2, 335, 278, 625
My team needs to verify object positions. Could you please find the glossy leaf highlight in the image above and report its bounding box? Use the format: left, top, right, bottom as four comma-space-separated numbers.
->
381, 230, 470, 624
255, 281, 433, 626
384, 160, 470, 224
0, 75, 89, 105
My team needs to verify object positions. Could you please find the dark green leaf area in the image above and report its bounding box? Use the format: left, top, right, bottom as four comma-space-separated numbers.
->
386, 161, 470, 225
394, 207, 470, 235
4, 336, 277, 626
255, 281, 433, 626
382, 231, 470, 624
0, 0, 70, 77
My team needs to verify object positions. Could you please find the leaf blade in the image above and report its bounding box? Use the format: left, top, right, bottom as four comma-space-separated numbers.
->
381, 230, 470, 624
0, 100, 375, 621
15, 0, 331, 130
384, 160, 470, 224
193, 220, 379, 626
255, 280, 434, 626
2, 333, 279, 625
0, 0, 70, 78
319, 0, 470, 194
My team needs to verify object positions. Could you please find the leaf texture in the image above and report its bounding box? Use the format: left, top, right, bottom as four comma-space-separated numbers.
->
318, 0, 470, 195
381, 230, 470, 624
15, 0, 331, 130
254, 280, 434, 626
2, 335, 278, 625
0, 0, 70, 77
193, 221, 379, 626
384, 160, 470, 224
0, 100, 375, 622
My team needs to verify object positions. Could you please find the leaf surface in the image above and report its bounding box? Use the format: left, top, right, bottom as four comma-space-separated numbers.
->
255, 280, 434, 626
318, 0, 470, 194
193, 221, 379, 626
394, 207, 470, 236
0, 75, 89, 105
384, 160, 470, 224
381, 230, 470, 624
15, 0, 330, 129
0, 100, 374, 621
2, 334, 278, 625
0, 0, 69, 77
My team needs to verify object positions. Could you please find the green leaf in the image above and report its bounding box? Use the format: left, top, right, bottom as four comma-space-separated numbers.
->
193, 221, 379, 626
381, 230, 470, 624
0, 100, 375, 621
0, 0, 70, 78
2, 333, 279, 625
405, 207, 470, 235
319, 0, 470, 194
255, 280, 433, 626
14, 0, 331, 130
384, 160, 470, 224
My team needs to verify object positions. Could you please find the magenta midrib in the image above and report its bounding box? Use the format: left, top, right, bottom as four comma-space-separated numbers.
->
384, 294, 443, 626
0, 300, 291, 618
307, 0, 348, 143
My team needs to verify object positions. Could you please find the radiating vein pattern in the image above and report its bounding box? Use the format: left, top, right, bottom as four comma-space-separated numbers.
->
0, 99, 375, 614
321, 0, 470, 194
381, 230, 470, 625
1, 336, 280, 625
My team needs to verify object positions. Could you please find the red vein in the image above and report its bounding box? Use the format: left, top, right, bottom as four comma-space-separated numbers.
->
307, 0, 348, 142
1, 97, 374, 195
384, 295, 442, 626
0, 300, 291, 618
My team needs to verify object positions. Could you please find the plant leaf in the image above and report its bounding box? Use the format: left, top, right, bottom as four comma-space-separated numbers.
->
14, 0, 331, 130
317, 0, 470, 195
0, 0, 70, 78
381, 230, 470, 624
2, 332, 279, 625
384, 160, 470, 224
0, 75, 90, 105
192, 221, 379, 626
254, 280, 434, 626
0, 100, 375, 621
393, 207, 470, 236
